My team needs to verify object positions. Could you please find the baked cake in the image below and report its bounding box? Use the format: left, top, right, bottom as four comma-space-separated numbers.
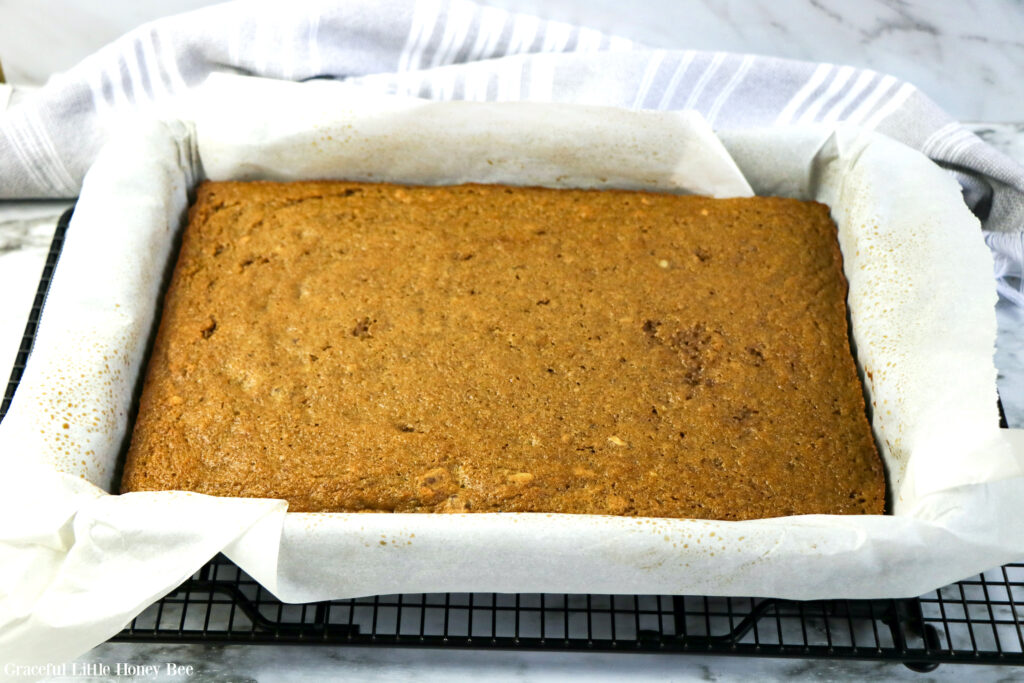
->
120, 181, 885, 519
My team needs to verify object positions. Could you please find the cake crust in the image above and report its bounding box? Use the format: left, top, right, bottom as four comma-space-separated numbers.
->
120, 181, 885, 519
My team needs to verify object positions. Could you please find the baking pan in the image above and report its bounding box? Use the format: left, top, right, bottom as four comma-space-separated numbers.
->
4, 207, 1022, 672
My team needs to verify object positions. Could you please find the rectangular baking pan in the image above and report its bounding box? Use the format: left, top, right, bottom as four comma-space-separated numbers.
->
3, 207, 1022, 672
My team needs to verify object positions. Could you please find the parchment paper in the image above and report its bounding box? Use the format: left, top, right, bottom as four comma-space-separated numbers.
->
2, 75, 1023, 667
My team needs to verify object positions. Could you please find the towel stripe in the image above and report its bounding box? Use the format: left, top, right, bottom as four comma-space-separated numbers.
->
683, 52, 725, 111
2, 124, 56, 194
820, 69, 875, 123
861, 81, 915, 131
23, 112, 77, 194
539, 20, 573, 54
939, 129, 975, 159
465, 6, 507, 62
84, 65, 113, 119
775, 63, 831, 125
281, 13, 297, 80
153, 28, 188, 93
706, 54, 754, 125
631, 50, 667, 110
921, 122, 962, 156
251, 19, 271, 76
933, 129, 973, 159
846, 74, 897, 125
123, 40, 152, 105
102, 58, 131, 111
507, 14, 540, 55
656, 51, 695, 110
306, 11, 321, 77
4, 117, 60, 194
797, 65, 854, 124
430, 0, 475, 69
399, 0, 442, 72
949, 134, 982, 162
139, 30, 172, 101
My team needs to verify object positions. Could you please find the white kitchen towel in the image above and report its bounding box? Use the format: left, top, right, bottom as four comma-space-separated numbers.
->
1, 0, 1022, 291
989, 231, 1024, 308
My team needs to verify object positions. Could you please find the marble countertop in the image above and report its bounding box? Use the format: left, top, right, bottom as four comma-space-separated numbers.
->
3, 1, 1024, 681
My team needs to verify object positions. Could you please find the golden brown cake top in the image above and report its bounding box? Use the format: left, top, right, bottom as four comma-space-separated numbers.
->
121, 181, 885, 519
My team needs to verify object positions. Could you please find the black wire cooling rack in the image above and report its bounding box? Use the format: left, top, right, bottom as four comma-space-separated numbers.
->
3, 208, 1023, 673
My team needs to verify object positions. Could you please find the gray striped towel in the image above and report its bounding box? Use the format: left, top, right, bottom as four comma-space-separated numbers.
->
1, 0, 1021, 306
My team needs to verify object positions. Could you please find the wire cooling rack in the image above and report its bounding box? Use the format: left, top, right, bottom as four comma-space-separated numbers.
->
3, 208, 1023, 673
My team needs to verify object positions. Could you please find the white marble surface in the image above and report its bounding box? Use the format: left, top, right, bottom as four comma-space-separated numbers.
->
1, 0, 1023, 121
2, 1, 1024, 681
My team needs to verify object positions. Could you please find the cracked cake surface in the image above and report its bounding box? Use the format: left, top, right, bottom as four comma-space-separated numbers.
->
120, 180, 885, 519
